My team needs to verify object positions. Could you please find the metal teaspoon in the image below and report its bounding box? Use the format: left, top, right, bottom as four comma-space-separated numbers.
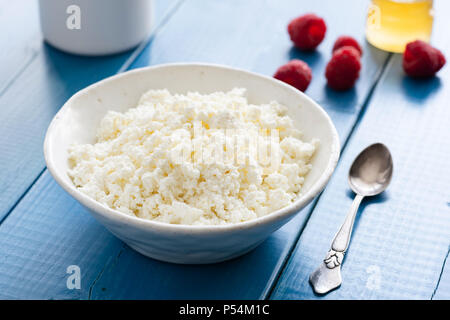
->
309, 143, 393, 295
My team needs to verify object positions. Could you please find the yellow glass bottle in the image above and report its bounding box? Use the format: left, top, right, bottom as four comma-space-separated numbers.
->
366, 0, 434, 53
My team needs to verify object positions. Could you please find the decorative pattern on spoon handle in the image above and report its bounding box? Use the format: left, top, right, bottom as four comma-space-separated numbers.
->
324, 249, 345, 269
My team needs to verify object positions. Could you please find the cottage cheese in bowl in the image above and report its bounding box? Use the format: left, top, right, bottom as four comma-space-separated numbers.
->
68, 88, 318, 226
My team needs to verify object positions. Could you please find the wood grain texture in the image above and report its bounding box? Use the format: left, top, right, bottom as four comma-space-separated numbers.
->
0, 0, 389, 299
0, 172, 123, 299
271, 0, 450, 299
0, 0, 182, 223
0, 1, 41, 93
89, 0, 389, 299
432, 247, 450, 299
0, 0, 183, 299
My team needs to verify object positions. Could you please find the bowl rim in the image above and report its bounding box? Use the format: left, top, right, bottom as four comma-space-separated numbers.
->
44, 62, 340, 234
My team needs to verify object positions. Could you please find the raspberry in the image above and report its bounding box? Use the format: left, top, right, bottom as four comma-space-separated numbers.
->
274, 59, 312, 92
403, 40, 446, 77
325, 46, 361, 90
288, 14, 327, 50
333, 36, 363, 56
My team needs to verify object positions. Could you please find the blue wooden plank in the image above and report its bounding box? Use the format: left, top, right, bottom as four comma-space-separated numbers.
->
271, 0, 450, 299
0, 0, 182, 223
0, 1, 41, 92
432, 247, 450, 300
0, 0, 389, 299
0, 172, 123, 299
0, 0, 184, 299
89, 0, 389, 299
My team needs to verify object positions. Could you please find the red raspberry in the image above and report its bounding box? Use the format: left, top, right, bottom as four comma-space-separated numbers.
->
325, 46, 361, 91
403, 40, 446, 77
274, 59, 312, 92
332, 36, 363, 56
288, 14, 327, 50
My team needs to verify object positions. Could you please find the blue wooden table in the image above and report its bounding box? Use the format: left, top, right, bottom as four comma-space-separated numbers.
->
0, 0, 449, 300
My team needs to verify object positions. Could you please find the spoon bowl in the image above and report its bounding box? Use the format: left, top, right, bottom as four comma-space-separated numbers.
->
349, 143, 393, 196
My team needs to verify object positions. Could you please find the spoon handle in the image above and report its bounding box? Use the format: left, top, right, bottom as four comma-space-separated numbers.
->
309, 193, 364, 294
331, 193, 364, 253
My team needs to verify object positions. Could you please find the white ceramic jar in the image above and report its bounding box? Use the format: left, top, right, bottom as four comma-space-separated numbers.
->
38, 0, 153, 56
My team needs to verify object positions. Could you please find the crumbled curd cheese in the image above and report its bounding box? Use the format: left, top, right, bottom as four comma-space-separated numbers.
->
68, 88, 318, 225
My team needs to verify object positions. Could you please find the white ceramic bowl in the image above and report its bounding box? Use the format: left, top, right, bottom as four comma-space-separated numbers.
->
44, 63, 340, 264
